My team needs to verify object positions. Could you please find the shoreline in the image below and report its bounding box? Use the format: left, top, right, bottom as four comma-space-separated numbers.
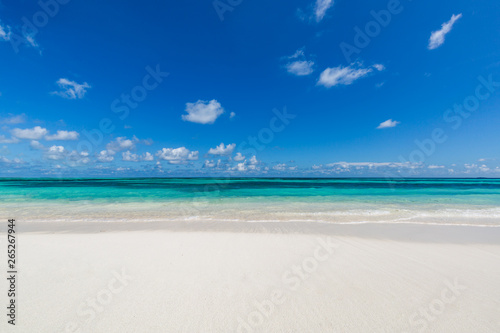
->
5, 220, 500, 242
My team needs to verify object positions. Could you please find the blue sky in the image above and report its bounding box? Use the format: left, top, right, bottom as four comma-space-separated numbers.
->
1, 0, 500, 177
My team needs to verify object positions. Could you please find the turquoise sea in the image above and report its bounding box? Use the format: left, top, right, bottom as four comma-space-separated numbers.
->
1, 178, 500, 225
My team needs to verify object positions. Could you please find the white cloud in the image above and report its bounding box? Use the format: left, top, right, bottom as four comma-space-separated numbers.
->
314, 0, 334, 22
428, 14, 462, 50
208, 143, 236, 156
271, 163, 297, 171
376, 119, 400, 129
97, 150, 115, 163
122, 151, 140, 162
232, 155, 260, 172
143, 152, 154, 161
0, 22, 11, 41
156, 147, 199, 164
204, 160, 216, 168
317, 63, 384, 88
273, 163, 287, 171
67, 150, 90, 164
284, 48, 314, 76
289, 49, 304, 59
10, 127, 80, 141
182, 99, 224, 124
0, 114, 26, 124
121, 151, 154, 162
0, 135, 19, 144
30, 140, 45, 150
248, 155, 258, 165
286, 60, 315, 76
45, 145, 66, 160
189, 151, 199, 160
45, 130, 79, 141
348, 162, 416, 168
106, 137, 138, 152
428, 165, 445, 169
235, 163, 247, 172
25, 35, 39, 49
230, 112, 236, 119
479, 165, 490, 172
52, 78, 91, 99
320, 161, 422, 174
0, 156, 22, 164
11, 126, 48, 140
0, 22, 40, 51
234, 152, 245, 161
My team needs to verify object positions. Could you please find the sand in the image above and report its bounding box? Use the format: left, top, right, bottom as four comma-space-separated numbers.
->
1, 221, 499, 332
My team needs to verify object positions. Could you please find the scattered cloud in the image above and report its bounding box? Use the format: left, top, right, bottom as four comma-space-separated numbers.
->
232, 155, 260, 172
248, 155, 258, 165
0, 114, 27, 124
66, 150, 91, 165
233, 155, 260, 172
208, 143, 235, 156
11, 127, 80, 141
45, 145, 66, 160
30, 140, 45, 150
122, 151, 140, 162
284, 48, 314, 76
317, 161, 422, 175
272, 163, 297, 171
428, 14, 462, 50
52, 78, 91, 99
156, 147, 199, 164
143, 152, 154, 161
0, 156, 22, 164
286, 60, 315, 76
122, 151, 154, 162
234, 163, 247, 172
182, 100, 224, 124
0, 22, 11, 41
97, 150, 115, 163
0, 21, 40, 52
0, 135, 19, 144
317, 62, 385, 88
45, 130, 79, 141
25, 35, 39, 49
234, 152, 245, 161
377, 119, 400, 129
204, 160, 217, 168
106, 136, 139, 152
273, 163, 287, 171
314, 0, 334, 22
230, 112, 236, 119
11, 126, 48, 140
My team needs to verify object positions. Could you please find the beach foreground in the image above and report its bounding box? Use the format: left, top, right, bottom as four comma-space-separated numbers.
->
1, 221, 499, 333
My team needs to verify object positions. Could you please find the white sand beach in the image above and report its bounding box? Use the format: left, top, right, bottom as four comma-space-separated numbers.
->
1, 221, 499, 333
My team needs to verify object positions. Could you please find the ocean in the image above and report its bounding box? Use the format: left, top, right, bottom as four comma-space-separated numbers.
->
1, 178, 500, 225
